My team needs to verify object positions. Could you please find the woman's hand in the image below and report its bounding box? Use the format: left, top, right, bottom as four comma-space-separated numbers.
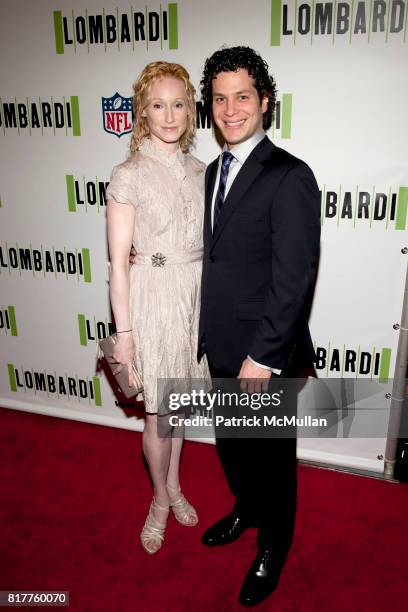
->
111, 332, 136, 387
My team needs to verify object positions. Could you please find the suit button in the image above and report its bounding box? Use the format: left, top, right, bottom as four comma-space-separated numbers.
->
209, 255, 215, 263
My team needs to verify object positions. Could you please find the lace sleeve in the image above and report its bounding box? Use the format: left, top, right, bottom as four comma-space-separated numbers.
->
106, 163, 138, 207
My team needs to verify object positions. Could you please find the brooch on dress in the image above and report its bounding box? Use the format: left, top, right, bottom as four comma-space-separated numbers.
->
151, 252, 167, 267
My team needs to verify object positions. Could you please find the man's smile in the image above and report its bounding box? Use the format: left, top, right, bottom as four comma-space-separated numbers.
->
223, 119, 246, 128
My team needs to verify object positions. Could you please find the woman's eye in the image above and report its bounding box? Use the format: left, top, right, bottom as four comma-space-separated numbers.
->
153, 103, 162, 109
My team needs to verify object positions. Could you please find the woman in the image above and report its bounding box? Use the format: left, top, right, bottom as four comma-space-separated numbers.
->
106, 62, 209, 554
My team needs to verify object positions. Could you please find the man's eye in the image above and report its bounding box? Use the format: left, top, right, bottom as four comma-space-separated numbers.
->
239, 95, 248, 101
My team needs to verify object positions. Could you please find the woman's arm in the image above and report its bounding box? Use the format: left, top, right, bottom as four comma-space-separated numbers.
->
106, 198, 136, 385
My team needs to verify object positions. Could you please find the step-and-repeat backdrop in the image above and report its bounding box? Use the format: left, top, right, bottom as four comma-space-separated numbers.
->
1, 0, 407, 472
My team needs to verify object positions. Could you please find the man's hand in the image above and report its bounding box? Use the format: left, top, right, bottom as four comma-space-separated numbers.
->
129, 245, 137, 265
238, 358, 272, 393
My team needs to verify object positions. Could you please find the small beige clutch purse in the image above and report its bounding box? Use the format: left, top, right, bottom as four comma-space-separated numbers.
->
98, 334, 143, 399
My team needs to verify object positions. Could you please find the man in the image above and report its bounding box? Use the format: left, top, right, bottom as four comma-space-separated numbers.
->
197, 47, 321, 606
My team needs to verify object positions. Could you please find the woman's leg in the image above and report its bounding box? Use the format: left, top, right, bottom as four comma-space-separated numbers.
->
166, 425, 198, 526
166, 435, 184, 490
141, 414, 172, 552
143, 413, 172, 505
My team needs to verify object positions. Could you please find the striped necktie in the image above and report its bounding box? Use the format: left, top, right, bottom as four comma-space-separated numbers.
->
213, 151, 234, 234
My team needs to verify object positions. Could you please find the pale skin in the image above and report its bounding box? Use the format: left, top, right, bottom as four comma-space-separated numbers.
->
107, 76, 194, 552
211, 68, 273, 392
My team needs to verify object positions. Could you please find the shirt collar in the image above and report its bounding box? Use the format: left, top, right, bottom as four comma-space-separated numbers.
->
222, 131, 266, 165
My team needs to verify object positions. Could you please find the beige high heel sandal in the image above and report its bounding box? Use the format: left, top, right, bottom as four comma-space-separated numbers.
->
140, 498, 169, 554
167, 485, 198, 526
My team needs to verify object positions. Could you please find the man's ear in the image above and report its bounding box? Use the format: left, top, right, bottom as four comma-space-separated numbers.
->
261, 95, 268, 114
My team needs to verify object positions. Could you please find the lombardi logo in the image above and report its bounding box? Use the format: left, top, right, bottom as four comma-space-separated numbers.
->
78, 314, 115, 346
0, 244, 92, 282
53, 3, 178, 54
7, 363, 102, 406
196, 93, 293, 139
315, 343, 392, 382
320, 185, 408, 229
0, 97, 80, 136
0, 306, 18, 336
271, 0, 407, 45
66, 175, 108, 212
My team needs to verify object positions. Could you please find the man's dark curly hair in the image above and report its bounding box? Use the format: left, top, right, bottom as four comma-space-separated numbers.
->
200, 46, 277, 130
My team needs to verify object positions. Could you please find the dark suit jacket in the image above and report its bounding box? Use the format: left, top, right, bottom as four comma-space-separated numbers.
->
198, 135, 321, 374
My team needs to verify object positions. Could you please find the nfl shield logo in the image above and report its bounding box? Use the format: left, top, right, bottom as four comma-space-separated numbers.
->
102, 93, 133, 138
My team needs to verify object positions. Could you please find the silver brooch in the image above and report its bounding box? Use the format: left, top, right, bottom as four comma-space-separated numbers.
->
151, 252, 167, 267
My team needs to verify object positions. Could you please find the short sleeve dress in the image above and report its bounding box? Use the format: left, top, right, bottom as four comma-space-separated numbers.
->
106, 137, 210, 413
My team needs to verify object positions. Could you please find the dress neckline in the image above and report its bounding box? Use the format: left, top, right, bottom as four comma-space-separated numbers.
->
138, 137, 185, 167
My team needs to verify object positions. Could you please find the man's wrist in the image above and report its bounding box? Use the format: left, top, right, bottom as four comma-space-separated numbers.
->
247, 355, 281, 375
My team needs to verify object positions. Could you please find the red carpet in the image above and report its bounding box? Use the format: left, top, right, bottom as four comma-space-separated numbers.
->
1, 406, 408, 612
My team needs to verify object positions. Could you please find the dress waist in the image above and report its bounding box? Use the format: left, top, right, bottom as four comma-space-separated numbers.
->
133, 248, 203, 267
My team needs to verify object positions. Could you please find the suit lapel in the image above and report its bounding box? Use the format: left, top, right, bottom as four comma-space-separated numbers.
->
211, 136, 274, 250
204, 159, 218, 247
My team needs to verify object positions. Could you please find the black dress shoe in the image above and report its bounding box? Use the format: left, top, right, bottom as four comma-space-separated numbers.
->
201, 513, 250, 546
238, 549, 283, 607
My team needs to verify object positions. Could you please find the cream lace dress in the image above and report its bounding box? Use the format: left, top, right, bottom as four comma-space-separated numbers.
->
106, 138, 210, 413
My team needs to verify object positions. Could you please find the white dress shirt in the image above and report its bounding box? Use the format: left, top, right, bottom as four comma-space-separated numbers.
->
210, 131, 266, 229
210, 131, 281, 375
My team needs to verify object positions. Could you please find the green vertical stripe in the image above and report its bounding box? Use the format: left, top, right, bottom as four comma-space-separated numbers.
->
78, 314, 87, 346
396, 186, 408, 230
145, 5, 149, 50
82, 248, 92, 282
8, 306, 17, 336
168, 3, 178, 49
70, 96, 81, 136
281, 93, 292, 139
160, 3, 163, 49
379, 348, 391, 383
93, 376, 102, 406
321, 184, 326, 225
66, 175, 76, 212
53, 11, 64, 54
271, 0, 282, 46
8, 363, 17, 391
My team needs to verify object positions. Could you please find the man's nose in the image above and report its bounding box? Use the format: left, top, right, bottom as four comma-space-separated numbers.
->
224, 98, 237, 115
